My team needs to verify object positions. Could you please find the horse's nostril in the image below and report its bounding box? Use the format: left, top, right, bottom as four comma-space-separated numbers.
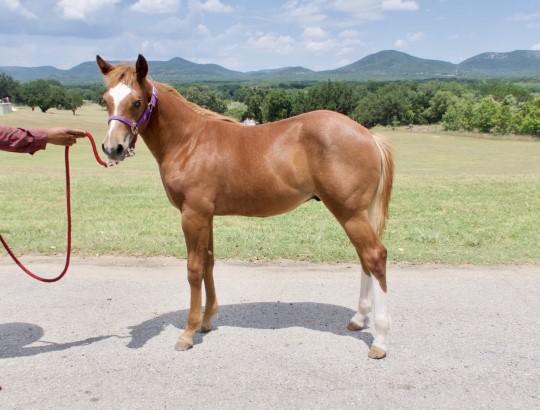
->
102, 144, 106, 154
115, 145, 124, 156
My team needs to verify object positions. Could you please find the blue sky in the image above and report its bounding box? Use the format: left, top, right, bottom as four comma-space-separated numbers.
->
0, 0, 539, 71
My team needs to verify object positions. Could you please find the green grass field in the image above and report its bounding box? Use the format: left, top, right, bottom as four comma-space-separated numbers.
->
1, 104, 539, 264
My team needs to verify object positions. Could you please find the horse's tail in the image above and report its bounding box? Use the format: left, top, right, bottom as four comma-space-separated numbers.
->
368, 133, 394, 238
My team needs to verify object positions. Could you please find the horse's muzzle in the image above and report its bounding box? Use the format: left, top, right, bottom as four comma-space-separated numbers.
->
102, 143, 127, 162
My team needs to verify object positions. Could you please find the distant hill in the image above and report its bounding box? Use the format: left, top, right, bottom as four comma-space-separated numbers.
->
323, 50, 457, 80
149, 57, 244, 82
0, 65, 64, 82
1, 50, 539, 85
247, 66, 315, 79
457, 50, 540, 76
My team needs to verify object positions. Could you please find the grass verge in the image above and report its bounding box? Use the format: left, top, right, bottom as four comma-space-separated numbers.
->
1, 106, 539, 264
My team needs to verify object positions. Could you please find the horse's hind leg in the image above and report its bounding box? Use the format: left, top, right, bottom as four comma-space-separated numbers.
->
338, 211, 391, 359
347, 269, 372, 331
201, 223, 218, 333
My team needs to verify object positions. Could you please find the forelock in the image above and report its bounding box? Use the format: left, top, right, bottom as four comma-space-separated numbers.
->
103, 64, 137, 88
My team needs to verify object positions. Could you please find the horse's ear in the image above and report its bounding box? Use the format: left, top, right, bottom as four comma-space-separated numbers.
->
96, 55, 113, 75
136, 54, 148, 81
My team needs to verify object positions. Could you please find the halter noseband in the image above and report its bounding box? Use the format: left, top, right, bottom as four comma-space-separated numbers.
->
107, 84, 158, 151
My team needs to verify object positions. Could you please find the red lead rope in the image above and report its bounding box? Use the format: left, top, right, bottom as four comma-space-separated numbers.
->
0, 132, 108, 282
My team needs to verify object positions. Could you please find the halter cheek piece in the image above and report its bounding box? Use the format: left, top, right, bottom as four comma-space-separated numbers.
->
107, 84, 158, 156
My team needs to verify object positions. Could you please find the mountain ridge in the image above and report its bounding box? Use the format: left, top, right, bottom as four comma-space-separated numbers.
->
1, 50, 539, 84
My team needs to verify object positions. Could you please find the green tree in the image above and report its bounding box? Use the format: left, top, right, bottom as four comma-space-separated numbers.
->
183, 84, 227, 113
442, 93, 478, 131
520, 99, 540, 136
424, 90, 458, 124
224, 101, 247, 121
238, 86, 270, 123
497, 95, 517, 134
261, 88, 293, 122
300, 81, 358, 116
85, 83, 107, 106
17, 79, 69, 113
0, 73, 20, 100
473, 96, 500, 133
353, 83, 416, 127
62, 88, 85, 115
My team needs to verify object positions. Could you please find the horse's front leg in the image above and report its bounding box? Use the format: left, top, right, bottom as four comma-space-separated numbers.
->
175, 208, 212, 351
201, 222, 218, 333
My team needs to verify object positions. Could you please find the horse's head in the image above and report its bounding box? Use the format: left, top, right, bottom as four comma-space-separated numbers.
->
96, 54, 157, 163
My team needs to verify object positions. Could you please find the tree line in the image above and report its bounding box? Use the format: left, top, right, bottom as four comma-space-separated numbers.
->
1, 72, 539, 136
0, 74, 103, 115
178, 80, 539, 136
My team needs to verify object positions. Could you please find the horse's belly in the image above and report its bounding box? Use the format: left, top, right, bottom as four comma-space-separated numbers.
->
214, 190, 312, 217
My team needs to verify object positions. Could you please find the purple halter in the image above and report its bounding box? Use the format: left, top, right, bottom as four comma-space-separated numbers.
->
108, 84, 158, 150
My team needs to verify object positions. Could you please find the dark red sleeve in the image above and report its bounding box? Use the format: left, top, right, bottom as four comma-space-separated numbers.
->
0, 126, 48, 154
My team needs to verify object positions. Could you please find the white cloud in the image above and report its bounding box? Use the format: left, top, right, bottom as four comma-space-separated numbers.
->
508, 13, 540, 22
382, 0, 419, 11
306, 39, 337, 52
281, 0, 326, 26
247, 32, 296, 54
196, 24, 211, 37
131, 0, 180, 14
338, 47, 354, 55
394, 39, 406, 48
406, 31, 423, 41
141, 40, 168, 54
531, 43, 540, 51
341, 37, 365, 47
340, 30, 360, 38
330, 0, 383, 22
191, 0, 233, 13
0, 0, 38, 19
56, 0, 120, 20
394, 31, 423, 48
302, 27, 327, 38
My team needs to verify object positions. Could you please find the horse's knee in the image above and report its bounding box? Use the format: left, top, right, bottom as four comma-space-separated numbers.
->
187, 267, 203, 286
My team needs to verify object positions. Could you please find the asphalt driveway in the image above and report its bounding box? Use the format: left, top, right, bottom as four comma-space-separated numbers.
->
1, 256, 539, 409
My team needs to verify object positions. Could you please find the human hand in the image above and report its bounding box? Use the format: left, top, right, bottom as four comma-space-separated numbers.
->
47, 127, 86, 147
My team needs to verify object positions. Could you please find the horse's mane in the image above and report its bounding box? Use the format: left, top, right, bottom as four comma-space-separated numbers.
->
160, 83, 239, 124
103, 63, 238, 124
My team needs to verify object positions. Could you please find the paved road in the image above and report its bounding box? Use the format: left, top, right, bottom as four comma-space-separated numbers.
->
1, 255, 539, 409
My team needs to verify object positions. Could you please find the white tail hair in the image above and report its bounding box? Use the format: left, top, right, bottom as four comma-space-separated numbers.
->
368, 134, 394, 237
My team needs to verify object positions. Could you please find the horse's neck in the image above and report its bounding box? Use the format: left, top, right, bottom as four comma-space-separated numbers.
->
142, 84, 200, 164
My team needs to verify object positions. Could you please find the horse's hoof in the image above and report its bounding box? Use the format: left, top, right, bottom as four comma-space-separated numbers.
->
347, 320, 363, 331
368, 346, 386, 359
174, 339, 193, 351
200, 324, 212, 333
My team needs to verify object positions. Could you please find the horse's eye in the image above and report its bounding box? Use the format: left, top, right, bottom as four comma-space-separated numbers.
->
134, 101, 142, 108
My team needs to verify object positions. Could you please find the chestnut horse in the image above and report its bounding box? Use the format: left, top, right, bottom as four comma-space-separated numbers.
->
96, 55, 394, 359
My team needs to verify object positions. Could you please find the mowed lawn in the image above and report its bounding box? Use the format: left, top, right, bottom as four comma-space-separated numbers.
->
1, 104, 539, 264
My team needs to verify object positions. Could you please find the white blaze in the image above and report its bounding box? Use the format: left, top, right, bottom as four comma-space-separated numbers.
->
105, 83, 133, 150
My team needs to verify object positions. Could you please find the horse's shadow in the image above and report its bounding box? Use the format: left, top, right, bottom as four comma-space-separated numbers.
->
127, 302, 373, 349
0, 322, 113, 359
0, 303, 372, 359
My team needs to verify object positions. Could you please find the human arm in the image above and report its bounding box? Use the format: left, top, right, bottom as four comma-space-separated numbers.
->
0, 126, 85, 154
